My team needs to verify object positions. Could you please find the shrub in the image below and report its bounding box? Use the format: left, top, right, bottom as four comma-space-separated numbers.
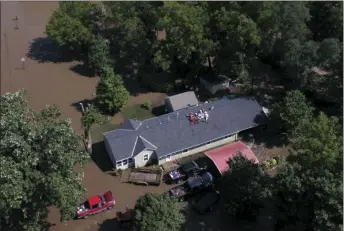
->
141, 101, 152, 110
264, 161, 271, 168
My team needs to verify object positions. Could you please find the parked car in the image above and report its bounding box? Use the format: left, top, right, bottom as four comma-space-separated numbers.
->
167, 161, 204, 184
76, 190, 115, 219
168, 171, 214, 202
190, 190, 220, 215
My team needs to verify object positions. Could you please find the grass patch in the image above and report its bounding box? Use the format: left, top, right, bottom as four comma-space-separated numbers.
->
121, 104, 155, 121
91, 123, 120, 143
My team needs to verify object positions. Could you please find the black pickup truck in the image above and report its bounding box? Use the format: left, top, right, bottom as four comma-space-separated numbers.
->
168, 171, 214, 202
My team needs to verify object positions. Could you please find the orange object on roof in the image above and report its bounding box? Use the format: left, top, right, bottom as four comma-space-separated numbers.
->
204, 141, 259, 175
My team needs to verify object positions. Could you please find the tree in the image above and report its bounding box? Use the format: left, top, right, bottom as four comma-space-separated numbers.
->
133, 193, 185, 231
288, 112, 342, 170
212, 6, 260, 79
104, 2, 162, 66
274, 90, 314, 137
273, 163, 343, 231
45, 2, 95, 51
88, 35, 111, 74
281, 39, 319, 87
153, 2, 213, 72
309, 1, 343, 42
0, 90, 89, 230
317, 38, 341, 68
96, 66, 129, 114
257, 2, 311, 61
220, 154, 271, 220
81, 104, 109, 136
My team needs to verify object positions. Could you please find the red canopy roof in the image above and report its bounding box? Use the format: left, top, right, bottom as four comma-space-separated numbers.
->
88, 195, 101, 206
204, 141, 259, 175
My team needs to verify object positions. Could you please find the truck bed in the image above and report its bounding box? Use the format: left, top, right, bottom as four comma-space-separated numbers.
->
125, 168, 163, 185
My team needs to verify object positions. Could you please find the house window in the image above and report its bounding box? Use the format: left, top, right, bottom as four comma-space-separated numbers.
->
128, 158, 133, 163
123, 159, 128, 165
144, 154, 149, 161
166, 155, 171, 161
116, 161, 122, 167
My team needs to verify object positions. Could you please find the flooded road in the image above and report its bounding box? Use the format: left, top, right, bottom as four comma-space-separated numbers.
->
1, 2, 173, 231
1, 1, 99, 134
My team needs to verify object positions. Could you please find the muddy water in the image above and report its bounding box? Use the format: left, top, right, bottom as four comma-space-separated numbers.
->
1, 1, 99, 134
1, 2, 172, 231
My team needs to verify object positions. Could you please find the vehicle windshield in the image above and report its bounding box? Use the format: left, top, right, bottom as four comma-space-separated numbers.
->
101, 195, 106, 203
181, 162, 197, 173
84, 201, 90, 209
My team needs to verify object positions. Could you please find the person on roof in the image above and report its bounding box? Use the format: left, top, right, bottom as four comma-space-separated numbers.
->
204, 111, 209, 122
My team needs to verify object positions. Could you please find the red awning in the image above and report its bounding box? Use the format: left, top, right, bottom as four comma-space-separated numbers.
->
204, 141, 259, 175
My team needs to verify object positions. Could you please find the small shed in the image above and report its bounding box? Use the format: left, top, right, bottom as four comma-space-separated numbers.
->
165, 91, 199, 112
204, 141, 259, 175
200, 73, 231, 95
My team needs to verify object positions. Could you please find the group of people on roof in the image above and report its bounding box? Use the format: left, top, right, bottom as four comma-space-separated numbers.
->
189, 109, 209, 124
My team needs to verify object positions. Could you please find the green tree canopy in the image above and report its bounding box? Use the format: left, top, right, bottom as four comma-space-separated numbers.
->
96, 66, 130, 114
289, 112, 342, 170
274, 90, 314, 136
133, 193, 185, 231
309, 1, 343, 42
257, 2, 310, 60
45, 2, 95, 51
0, 90, 88, 230
88, 35, 112, 74
153, 2, 213, 72
273, 163, 343, 231
317, 38, 342, 68
81, 104, 109, 135
212, 6, 260, 79
220, 154, 271, 220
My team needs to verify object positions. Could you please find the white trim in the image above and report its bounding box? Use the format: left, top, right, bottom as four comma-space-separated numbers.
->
139, 136, 157, 149
135, 122, 143, 130
103, 128, 134, 135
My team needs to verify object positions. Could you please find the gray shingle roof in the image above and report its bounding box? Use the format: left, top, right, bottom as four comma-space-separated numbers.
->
165, 91, 199, 111
104, 96, 267, 161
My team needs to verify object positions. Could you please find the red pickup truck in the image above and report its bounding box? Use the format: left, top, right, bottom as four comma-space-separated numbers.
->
76, 190, 115, 219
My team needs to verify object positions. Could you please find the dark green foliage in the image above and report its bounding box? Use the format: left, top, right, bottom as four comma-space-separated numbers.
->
0, 90, 89, 230
309, 2, 343, 41
81, 104, 109, 134
220, 154, 271, 220
133, 193, 185, 231
317, 38, 342, 68
273, 163, 343, 231
88, 35, 111, 74
96, 66, 129, 114
274, 90, 314, 137
45, 2, 95, 51
289, 112, 342, 171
